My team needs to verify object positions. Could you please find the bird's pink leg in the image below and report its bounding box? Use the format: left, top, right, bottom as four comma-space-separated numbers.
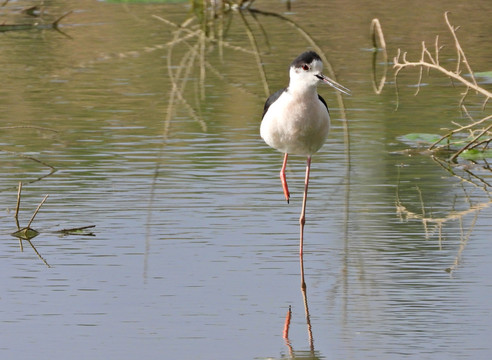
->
299, 156, 311, 256
280, 153, 290, 203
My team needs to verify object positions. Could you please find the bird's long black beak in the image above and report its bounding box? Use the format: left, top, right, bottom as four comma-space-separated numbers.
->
316, 74, 351, 96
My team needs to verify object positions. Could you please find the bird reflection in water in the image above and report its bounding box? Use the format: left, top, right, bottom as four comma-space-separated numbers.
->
280, 254, 322, 360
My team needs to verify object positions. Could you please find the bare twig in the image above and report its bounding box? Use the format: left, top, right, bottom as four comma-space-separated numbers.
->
237, 10, 269, 97
56, 225, 96, 235
0, 125, 58, 133
15, 182, 22, 230
53, 10, 73, 29
370, 18, 388, 95
25, 239, 51, 268
0, 150, 56, 187
429, 113, 492, 150
27, 194, 49, 229
393, 12, 491, 160
450, 123, 492, 161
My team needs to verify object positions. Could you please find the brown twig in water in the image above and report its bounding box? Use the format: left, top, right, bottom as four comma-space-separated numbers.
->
0, 150, 57, 187
450, 123, 492, 161
27, 194, 49, 229
15, 182, 22, 230
52, 10, 73, 29
237, 10, 270, 97
15, 182, 23, 251
0, 125, 58, 133
393, 12, 491, 160
25, 239, 51, 268
56, 225, 96, 236
370, 18, 388, 94
11, 183, 50, 267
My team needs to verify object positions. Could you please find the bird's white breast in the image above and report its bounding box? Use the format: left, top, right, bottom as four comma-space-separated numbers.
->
260, 90, 330, 155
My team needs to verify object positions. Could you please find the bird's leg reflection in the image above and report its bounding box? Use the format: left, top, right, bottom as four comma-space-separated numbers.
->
300, 252, 314, 353
283, 305, 292, 339
282, 253, 315, 357
283, 305, 293, 357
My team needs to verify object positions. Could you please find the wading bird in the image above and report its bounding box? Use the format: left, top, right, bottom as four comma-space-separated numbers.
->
260, 51, 350, 255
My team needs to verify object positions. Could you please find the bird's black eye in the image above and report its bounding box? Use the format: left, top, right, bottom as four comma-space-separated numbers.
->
302, 64, 309, 71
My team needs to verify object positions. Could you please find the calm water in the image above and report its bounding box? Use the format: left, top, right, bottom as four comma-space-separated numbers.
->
1, 0, 492, 359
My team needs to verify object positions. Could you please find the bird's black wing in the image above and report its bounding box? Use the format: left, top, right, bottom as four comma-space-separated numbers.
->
318, 94, 329, 115
262, 88, 286, 120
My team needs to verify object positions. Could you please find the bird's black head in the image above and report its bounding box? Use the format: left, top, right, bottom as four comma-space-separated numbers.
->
288, 50, 352, 96
290, 51, 322, 69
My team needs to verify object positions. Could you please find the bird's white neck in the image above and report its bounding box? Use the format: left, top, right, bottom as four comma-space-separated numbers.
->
288, 68, 319, 96
287, 81, 318, 99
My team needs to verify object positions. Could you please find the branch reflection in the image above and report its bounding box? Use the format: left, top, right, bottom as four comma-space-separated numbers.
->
396, 157, 492, 274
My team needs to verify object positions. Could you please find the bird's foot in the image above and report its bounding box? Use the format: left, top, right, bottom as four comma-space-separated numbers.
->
283, 189, 290, 204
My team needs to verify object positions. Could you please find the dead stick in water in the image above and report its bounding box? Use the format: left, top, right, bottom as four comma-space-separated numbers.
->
15, 182, 22, 230
27, 194, 49, 229
56, 225, 96, 233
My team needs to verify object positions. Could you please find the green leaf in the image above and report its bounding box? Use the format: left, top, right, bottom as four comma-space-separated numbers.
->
474, 71, 492, 78
400, 133, 442, 144
11, 227, 39, 240
400, 133, 474, 148
459, 148, 492, 160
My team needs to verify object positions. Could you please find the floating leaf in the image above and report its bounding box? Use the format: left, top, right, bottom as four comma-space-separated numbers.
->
11, 227, 39, 240
399, 133, 442, 144
399, 133, 472, 148
474, 71, 492, 84
474, 71, 492, 78
459, 148, 492, 160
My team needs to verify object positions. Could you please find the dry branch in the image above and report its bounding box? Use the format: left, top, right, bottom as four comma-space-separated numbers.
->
393, 12, 491, 160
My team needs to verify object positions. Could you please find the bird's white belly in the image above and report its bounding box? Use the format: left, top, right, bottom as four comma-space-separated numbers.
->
260, 93, 330, 155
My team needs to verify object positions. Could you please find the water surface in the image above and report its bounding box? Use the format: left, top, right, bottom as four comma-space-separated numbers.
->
1, 0, 491, 359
